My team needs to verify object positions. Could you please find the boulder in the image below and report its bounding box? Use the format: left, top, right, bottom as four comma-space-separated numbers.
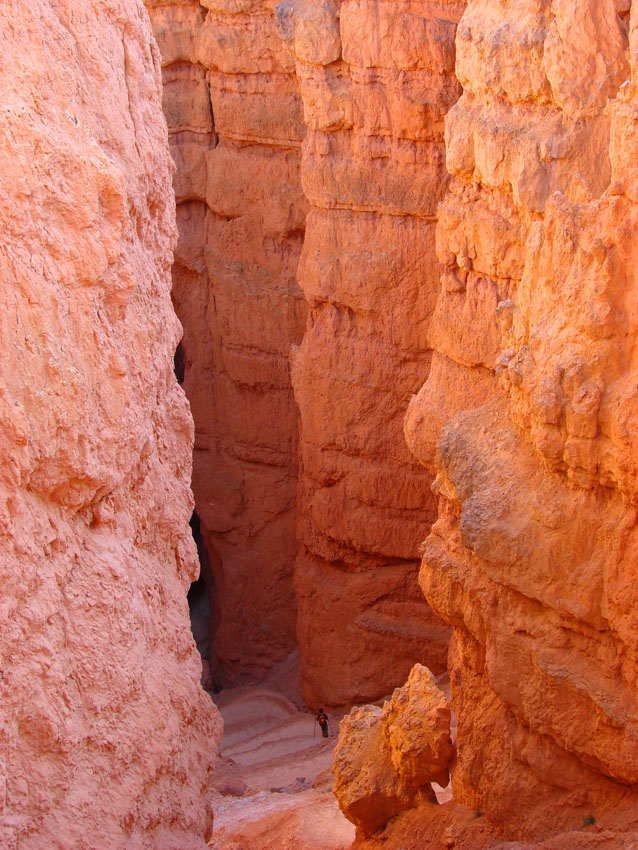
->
333, 664, 452, 835
382, 663, 454, 789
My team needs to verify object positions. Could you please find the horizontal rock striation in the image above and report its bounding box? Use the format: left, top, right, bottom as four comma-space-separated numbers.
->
146, 0, 308, 682
278, 0, 464, 707
0, 1, 221, 847
409, 0, 638, 837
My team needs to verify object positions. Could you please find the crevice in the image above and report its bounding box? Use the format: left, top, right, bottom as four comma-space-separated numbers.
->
188, 511, 222, 693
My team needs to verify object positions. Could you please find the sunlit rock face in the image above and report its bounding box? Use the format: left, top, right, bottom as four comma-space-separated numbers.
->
277, 0, 464, 708
145, 0, 308, 683
333, 664, 452, 836
0, 1, 221, 847
409, 0, 638, 836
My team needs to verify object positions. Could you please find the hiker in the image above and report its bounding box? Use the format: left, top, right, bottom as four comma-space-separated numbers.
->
316, 708, 329, 738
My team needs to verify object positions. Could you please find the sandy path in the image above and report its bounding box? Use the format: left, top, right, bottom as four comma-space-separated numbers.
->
209, 684, 355, 850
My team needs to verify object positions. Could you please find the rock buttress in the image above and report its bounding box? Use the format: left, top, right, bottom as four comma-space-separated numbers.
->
146, 0, 308, 682
0, 1, 221, 848
277, 0, 464, 707
409, 0, 638, 838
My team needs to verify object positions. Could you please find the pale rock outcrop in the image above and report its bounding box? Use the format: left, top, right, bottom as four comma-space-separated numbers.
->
408, 0, 638, 838
146, 0, 308, 682
0, 1, 221, 848
276, 0, 464, 708
333, 664, 451, 836
382, 663, 453, 790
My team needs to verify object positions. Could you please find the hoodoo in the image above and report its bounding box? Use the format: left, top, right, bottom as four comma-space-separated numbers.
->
279, 0, 463, 708
408, 0, 638, 840
4, 0, 638, 848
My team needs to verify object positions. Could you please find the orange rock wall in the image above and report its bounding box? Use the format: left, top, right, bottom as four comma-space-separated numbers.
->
277, 0, 463, 707
0, 2, 221, 847
409, 0, 638, 835
148, 0, 463, 703
146, 0, 308, 682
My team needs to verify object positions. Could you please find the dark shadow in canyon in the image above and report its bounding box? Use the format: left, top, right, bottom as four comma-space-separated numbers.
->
188, 511, 222, 692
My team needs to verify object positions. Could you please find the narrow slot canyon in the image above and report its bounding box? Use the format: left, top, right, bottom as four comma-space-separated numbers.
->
147, 0, 456, 708
3, 1, 638, 849
150, 0, 307, 687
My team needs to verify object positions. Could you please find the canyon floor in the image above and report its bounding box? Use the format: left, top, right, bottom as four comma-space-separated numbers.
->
204, 654, 638, 850
205, 654, 467, 850
207, 653, 355, 850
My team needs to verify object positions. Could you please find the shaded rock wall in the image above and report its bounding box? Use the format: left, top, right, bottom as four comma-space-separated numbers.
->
0, 2, 221, 847
149, 0, 463, 704
278, 0, 464, 707
409, 0, 638, 836
146, 0, 308, 682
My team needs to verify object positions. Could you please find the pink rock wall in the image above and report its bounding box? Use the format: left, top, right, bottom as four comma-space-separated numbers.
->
146, 0, 308, 683
0, 1, 221, 848
276, 0, 463, 707
409, 0, 638, 836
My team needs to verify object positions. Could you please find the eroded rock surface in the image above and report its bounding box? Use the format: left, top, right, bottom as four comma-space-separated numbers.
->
383, 663, 453, 790
279, 0, 463, 708
333, 665, 450, 836
146, 0, 308, 682
0, 2, 221, 847
408, 0, 638, 838
334, 705, 424, 837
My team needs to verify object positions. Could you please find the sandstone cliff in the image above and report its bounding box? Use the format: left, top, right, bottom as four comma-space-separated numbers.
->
147, 0, 462, 704
146, 0, 308, 683
0, 2, 221, 847
407, 0, 638, 838
13, 0, 638, 847
277, 0, 464, 707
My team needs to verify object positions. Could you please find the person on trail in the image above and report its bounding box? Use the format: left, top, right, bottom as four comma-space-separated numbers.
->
316, 708, 329, 738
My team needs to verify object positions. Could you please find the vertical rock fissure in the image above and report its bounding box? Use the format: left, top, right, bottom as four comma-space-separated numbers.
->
146, 0, 308, 687
188, 510, 220, 691
147, 0, 470, 708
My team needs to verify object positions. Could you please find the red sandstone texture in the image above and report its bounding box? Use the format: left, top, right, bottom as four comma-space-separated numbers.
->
333, 665, 451, 836
405, 0, 638, 841
276, 0, 464, 708
0, 2, 221, 847
145, 0, 308, 683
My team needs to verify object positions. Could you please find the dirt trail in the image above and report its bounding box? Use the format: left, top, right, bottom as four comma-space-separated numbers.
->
208, 675, 355, 850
